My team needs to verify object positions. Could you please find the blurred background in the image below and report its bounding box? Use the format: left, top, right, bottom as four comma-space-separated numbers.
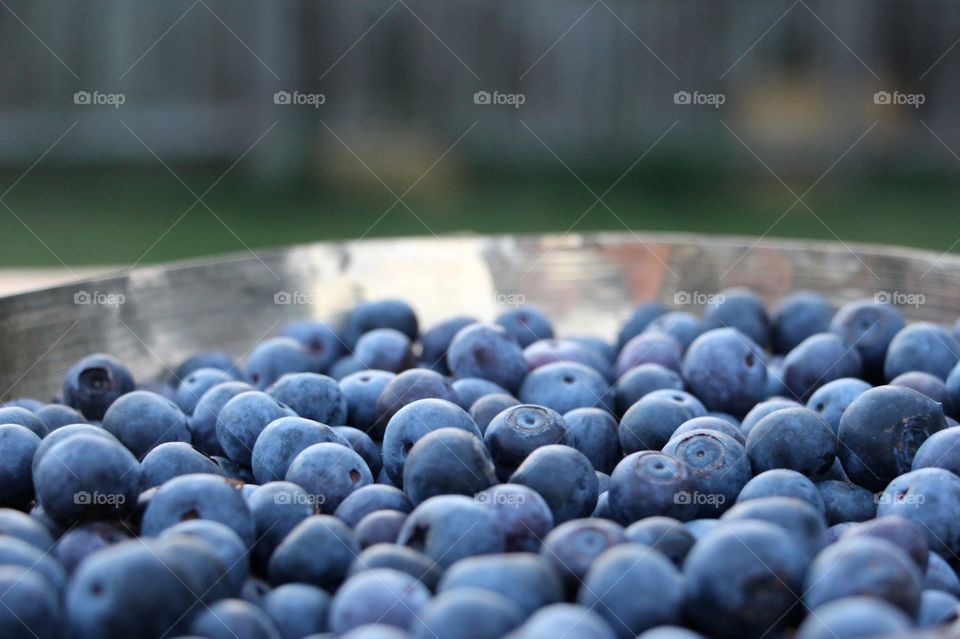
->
1, 0, 958, 288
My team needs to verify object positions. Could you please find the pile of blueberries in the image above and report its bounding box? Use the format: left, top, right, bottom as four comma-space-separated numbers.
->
3, 291, 960, 639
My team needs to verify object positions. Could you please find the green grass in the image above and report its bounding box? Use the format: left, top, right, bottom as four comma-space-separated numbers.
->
0, 167, 955, 267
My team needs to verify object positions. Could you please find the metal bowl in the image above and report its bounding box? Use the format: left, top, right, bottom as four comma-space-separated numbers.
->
1, 232, 958, 401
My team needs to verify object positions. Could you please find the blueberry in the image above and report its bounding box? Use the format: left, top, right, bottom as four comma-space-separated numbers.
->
342, 299, 419, 349
240, 576, 272, 607
244, 337, 314, 390
892, 370, 953, 417
509, 444, 598, 524
339, 624, 410, 638
329, 568, 431, 635
804, 536, 922, 616
927, 550, 960, 596
329, 354, 366, 380
876, 467, 960, 557
355, 510, 407, 548
412, 587, 524, 639
268, 515, 359, 589
636, 628, 707, 639
840, 515, 929, 572
175, 367, 234, 415
381, 398, 481, 485
608, 451, 697, 524
913, 427, 960, 474
451, 377, 511, 410
334, 485, 413, 528
35, 433, 139, 524
948, 361, 960, 418
663, 429, 751, 517
246, 482, 314, 569
446, 323, 528, 392
420, 315, 477, 372
374, 368, 459, 429
174, 350, 239, 380
339, 370, 395, 438
251, 416, 347, 484
518, 603, 617, 639
683, 520, 806, 639
617, 302, 669, 351
0, 565, 61, 639
721, 497, 828, 561
616, 332, 683, 378
623, 516, 694, 566
746, 407, 836, 478
484, 404, 566, 479
519, 362, 613, 415
397, 495, 504, 568
739, 397, 802, 437
438, 552, 563, 616
764, 355, 788, 397
618, 396, 694, 454
782, 333, 862, 401
62, 353, 135, 421
285, 442, 373, 514
35, 403, 87, 431
830, 298, 905, 381
67, 539, 212, 639
805, 377, 871, 434
279, 320, 344, 372
160, 519, 248, 595
815, 479, 875, 523
795, 596, 911, 639
335, 426, 383, 475
349, 543, 442, 591
189, 380, 255, 456
476, 483, 554, 552
614, 363, 684, 415
469, 393, 520, 434
98, 390, 191, 459
216, 390, 296, 467
540, 518, 626, 590
737, 468, 825, 513
885, 321, 960, 381
569, 335, 617, 363
211, 455, 256, 482
771, 291, 833, 354
839, 385, 947, 491
702, 288, 770, 348
403, 428, 497, 504
918, 589, 960, 628
0, 536, 67, 593
141, 473, 255, 546
0, 406, 47, 438
644, 389, 708, 417
353, 329, 415, 373
0, 508, 55, 552
268, 372, 347, 425
578, 544, 683, 638
189, 598, 281, 639
645, 311, 703, 351
524, 338, 613, 380
681, 328, 766, 418
264, 583, 331, 639
562, 407, 622, 473
0, 425, 40, 507
140, 442, 225, 489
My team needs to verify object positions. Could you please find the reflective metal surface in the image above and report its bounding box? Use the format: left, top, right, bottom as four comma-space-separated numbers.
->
1, 231, 959, 401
